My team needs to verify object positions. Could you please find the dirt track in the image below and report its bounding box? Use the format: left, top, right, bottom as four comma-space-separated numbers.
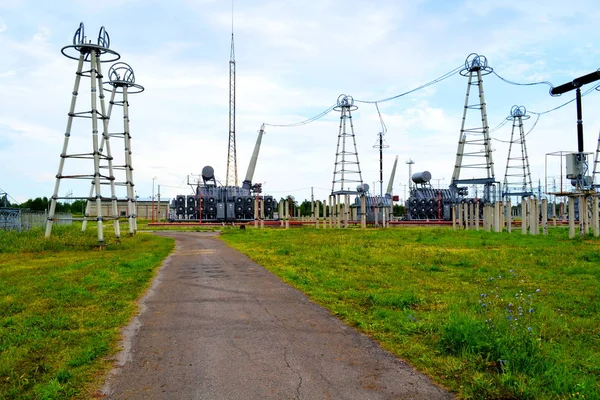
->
101, 231, 453, 399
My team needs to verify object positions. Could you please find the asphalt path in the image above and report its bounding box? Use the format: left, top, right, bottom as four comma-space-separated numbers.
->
101, 231, 453, 400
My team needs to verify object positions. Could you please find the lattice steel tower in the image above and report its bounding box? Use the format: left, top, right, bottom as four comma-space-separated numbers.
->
46, 23, 121, 243
502, 106, 534, 199
225, 33, 238, 186
82, 63, 145, 236
331, 95, 363, 194
592, 129, 600, 188
451, 53, 496, 201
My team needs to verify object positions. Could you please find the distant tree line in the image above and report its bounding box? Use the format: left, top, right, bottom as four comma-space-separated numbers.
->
280, 197, 406, 217
1, 196, 87, 213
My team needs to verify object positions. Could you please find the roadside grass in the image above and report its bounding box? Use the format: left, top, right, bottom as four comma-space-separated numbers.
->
0, 225, 174, 399
221, 226, 600, 399
135, 219, 225, 232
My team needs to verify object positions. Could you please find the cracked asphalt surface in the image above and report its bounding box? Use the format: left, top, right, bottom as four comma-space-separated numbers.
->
101, 232, 454, 400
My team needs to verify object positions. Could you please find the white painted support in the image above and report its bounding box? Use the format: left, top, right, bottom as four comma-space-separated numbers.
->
569, 196, 575, 238
452, 205, 456, 230
542, 198, 548, 235
578, 195, 585, 238
467, 202, 473, 229
522, 198, 527, 235
494, 201, 500, 232
593, 196, 599, 237
361, 195, 366, 229
507, 200, 512, 233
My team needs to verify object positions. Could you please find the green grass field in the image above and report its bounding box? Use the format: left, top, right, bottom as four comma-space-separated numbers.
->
221, 226, 600, 399
0, 225, 174, 399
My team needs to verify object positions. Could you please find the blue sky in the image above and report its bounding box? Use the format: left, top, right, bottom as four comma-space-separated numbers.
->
1, 0, 600, 204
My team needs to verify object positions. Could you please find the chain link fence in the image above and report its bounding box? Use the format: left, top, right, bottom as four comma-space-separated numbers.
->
0, 209, 72, 231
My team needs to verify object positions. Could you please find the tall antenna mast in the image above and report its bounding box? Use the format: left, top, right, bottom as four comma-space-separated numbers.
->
225, 0, 238, 187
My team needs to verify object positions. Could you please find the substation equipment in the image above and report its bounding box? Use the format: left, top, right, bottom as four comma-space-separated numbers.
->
169, 125, 277, 223
548, 69, 600, 237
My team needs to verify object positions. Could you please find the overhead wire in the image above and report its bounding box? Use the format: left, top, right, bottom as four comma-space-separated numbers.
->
263, 103, 337, 128
490, 82, 600, 142
262, 65, 463, 128
491, 70, 554, 89
355, 64, 463, 104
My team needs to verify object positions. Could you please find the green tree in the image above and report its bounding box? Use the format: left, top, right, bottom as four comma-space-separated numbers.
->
393, 204, 405, 217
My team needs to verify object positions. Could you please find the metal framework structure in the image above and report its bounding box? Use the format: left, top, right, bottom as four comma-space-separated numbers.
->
502, 105, 534, 199
82, 62, 144, 236
451, 53, 496, 201
593, 129, 600, 188
331, 95, 363, 195
225, 33, 238, 187
45, 23, 121, 243
550, 69, 600, 191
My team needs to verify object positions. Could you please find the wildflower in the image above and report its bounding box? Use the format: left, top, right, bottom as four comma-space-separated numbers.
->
536, 289, 541, 293
490, 277, 494, 281
528, 308, 534, 313
481, 303, 487, 307
527, 327, 532, 331
498, 275, 502, 279
518, 307, 523, 313
509, 269, 514, 273
480, 293, 487, 298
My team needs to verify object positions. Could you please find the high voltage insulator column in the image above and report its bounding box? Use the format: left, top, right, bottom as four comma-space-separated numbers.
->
502, 106, 534, 200
451, 53, 496, 202
225, 33, 238, 187
45, 23, 121, 244
331, 95, 364, 195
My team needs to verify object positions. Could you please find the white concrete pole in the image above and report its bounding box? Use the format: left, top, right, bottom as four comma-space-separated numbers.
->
569, 196, 575, 238
542, 198, 548, 235
522, 198, 527, 235
592, 196, 599, 237
579, 195, 585, 238
506, 200, 512, 233
361, 195, 367, 229
452, 205, 456, 230
260, 198, 265, 229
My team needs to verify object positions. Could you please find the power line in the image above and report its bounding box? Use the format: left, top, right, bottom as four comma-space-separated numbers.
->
263, 104, 337, 128
491, 70, 554, 90
355, 65, 463, 104
490, 83, 599, 142
529, 83, 600, 115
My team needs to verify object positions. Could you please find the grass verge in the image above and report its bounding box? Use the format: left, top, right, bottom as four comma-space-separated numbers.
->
0, 225, 174, 399
221, 226, 600, 399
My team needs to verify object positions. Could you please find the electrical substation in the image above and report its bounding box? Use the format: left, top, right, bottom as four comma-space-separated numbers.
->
39, 16, 600, 241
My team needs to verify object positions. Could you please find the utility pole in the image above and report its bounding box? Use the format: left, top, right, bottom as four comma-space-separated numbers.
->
311, 186, 314, 219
